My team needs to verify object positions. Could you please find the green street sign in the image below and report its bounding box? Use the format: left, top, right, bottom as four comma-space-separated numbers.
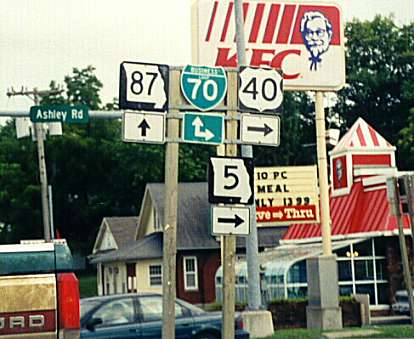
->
30, 105, 89, 124
181, 65, 227, 111
183, 113, 224, 145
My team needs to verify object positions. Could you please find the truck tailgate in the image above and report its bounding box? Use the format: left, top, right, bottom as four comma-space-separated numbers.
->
0, 274, 57, 338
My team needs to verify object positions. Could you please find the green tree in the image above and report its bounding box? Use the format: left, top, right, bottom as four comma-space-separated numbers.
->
335, 16, 414, 168
65, 66, 103, 109
254, 91, 321, 167
398, 108, 414, 169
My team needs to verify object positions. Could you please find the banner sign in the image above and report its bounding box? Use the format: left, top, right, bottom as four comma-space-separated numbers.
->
193, 0, 345, 91
255, 165, 320, 225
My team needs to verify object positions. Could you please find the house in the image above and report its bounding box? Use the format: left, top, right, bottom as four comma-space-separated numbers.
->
224, 118, 412, 313
90, 217, 138, 295
90, 182, 287, 304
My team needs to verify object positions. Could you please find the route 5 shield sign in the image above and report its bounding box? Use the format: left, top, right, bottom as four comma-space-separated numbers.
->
238, 67, 283, 113
119, 61, 169, 112
181, 65, 227, 111
208, 157, 254, 205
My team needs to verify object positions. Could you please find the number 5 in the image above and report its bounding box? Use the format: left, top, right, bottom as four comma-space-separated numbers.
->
223, 165, 239, 190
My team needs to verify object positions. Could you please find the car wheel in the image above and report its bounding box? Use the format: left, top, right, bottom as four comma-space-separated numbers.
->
195, 332, 219, 339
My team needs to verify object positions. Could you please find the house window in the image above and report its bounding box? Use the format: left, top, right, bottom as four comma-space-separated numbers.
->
149, 265, 162, 286
184, 257, 198, 291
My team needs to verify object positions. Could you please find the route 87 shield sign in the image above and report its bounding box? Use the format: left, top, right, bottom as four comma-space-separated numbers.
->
181, 65, 227, 111
119, 61, 169, 112
238, 67, 283, 113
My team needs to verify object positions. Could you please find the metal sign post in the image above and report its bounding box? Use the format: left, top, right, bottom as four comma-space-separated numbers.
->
234, 0, 263, 313
386, 177, 414, 324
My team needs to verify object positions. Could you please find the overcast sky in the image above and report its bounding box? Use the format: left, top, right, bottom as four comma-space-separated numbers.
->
0, 0, 413, 113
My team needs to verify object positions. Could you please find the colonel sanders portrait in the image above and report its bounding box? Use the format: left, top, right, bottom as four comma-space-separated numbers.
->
300, 11, 333, 71
335, 158, 343, 188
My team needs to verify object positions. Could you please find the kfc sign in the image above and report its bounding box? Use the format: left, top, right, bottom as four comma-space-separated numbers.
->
193, 0, 345, 91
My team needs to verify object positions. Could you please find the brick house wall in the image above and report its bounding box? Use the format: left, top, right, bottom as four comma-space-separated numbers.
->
176, 250, 221, 304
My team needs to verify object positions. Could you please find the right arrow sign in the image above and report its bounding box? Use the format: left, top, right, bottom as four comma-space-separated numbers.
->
241, 114, 280, 146
212, 206, 250, 236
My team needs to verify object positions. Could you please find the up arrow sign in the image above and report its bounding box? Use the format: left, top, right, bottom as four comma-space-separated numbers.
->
138, 119, 151, 137
192, 117, 215, 141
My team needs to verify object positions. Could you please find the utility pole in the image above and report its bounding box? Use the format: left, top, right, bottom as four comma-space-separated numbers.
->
387, 176, 414, 324
6, 87, 62, 242
162, 69, 180, 339
222, 71, 238, 339
234, 0, 262, 310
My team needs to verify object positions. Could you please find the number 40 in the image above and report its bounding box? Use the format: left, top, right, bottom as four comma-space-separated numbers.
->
242, 77, 278, 101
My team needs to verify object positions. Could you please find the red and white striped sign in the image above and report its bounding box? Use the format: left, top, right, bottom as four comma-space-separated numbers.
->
192, 0, 345, 91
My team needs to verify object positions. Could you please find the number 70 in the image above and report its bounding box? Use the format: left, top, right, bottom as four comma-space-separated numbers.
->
186, 78, 218, 101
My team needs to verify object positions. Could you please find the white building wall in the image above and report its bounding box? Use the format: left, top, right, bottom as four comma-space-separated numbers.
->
102, 262, 127, 295
97, 263, 103, 296
136, 259, 163, 293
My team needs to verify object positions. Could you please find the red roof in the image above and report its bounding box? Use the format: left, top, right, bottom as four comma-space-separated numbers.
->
283, 181, 410, 242
331, 118, 395, 153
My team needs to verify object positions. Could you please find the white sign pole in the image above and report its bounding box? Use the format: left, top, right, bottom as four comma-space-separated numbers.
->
315, 92, 332, 256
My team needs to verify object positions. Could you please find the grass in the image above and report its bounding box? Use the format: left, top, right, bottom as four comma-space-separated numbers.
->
77, 272, 97, 298
366, 325, 414, 338
263, 328, 322, 339
262, 325, 414, 339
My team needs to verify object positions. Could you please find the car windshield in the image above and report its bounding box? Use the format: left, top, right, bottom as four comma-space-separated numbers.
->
396, 295, 409, 303
178, 299, 205, 315
80, 299, 102, 318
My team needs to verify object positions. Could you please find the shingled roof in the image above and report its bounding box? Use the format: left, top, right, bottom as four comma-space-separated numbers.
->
105, 217, 138, 249
91, 232, 162, 264
144, 182, 286, 250
92, 182, 287, 263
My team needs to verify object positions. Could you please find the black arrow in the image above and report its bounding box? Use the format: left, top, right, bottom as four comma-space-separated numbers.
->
218, 214, 244, 228
247, 123, 273, 136
138, 119, 150, 136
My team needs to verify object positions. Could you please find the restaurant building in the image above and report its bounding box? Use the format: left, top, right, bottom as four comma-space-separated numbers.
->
217, 118, 413, 312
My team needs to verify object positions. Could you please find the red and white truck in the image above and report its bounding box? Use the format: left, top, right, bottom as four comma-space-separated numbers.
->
0, 240, 80, 338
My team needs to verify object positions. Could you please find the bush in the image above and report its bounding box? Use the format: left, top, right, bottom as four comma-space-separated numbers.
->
267, 296, 361, 329
203, 302, 248, 312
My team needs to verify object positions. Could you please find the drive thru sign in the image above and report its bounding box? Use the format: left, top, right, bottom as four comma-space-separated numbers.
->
255, 165, 320, 225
